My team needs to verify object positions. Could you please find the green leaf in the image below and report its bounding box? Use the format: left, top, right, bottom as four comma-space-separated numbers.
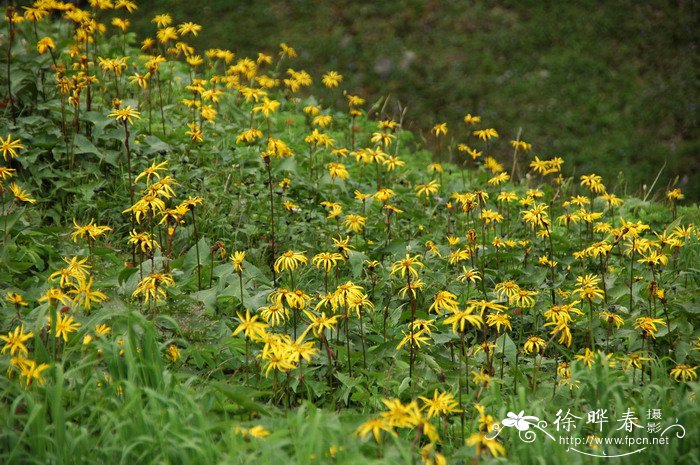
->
211, 382, 271, 416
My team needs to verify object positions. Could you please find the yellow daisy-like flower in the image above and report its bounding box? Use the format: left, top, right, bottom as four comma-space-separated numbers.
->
108, 106, 141, 125
634, 317, 666, 339
230, 251, 246, 273
322, 71, 343, 88
0, 325, 34, 356
355, 417, 393, 443
431, 123, 448, 136
669, 364, 697, 382
9, 182, 36, 204
0, 134, 24, 161
36, 37, 55, 54
19, 359, 50, 387
390, 254, 424, 278
418, 389, 460, 418
6, 292, 28, 307
54, 314, 81, 342
415, 180, 440, 198
523, 336, 546, 354
274, 250, 308, 273
312, 252, 344, 273
165, 344, 181, 362
466, 432, 505, 457
472, 128, 499, 141
232, 309, 267, 340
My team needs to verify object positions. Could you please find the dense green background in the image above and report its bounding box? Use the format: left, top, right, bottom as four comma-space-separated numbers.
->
133, 1, 695, 199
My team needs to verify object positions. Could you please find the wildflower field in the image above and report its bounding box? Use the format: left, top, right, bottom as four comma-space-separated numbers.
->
1, 2, 699, 464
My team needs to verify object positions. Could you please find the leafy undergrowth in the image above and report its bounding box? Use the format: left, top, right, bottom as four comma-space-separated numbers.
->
1, 3, 699, 465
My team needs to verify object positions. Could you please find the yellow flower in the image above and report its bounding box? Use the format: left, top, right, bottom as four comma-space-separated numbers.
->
327, 162, 349, 180
463, 113, 481, 124
253, 97, 280, 118
19, 359, 50, 387
152, 14, 173, 28
186, 122, 203, 142
0, 166, 16, 179
54, 314, 81, 342
545, 320, 572, 347
37, 37, 55, 54
9, 182, 36, 204
488, 172, 510, 186
115, 0, 137, 13
135, 160, 168, 185
177, 22, 202, 36
418, 389, 460, 418
623, 353, 652, 370
166, 345, 181, 362
236, 128, 263, 144
522, 203, 550, 229
494, 281, 520, 300
128, 230, 160, 253
71, 219, 112, 242
230, 251, 246, 273
380, 398, 422, 428
355, 417, 393, 443
666, 188, 684, 201
372, 132, 396, 147
457, 267, 481, 284
523, 336, 546, 354
415, 180, 440, 198
574, 274, 604, 301
429, 290, 459, 315
248, 425, 271, 438
108, 105, 141, 125
67, 275, 108, 311
95, 323, 111, 336
432, 123, 448, 136
279, 43, 298, 58
600, 311, 624, 328
580, 173, 606, 194
574, 348, 597, 368
111, 18, 130, 32
510, 140, 532, 151
343, 214, 365, 233
373, 188, 396, 202
274, 250, 308, 273
156, 26, 178, 44
6, 292, 28, 307
634, 317, 666, 338
259, 304, 288, 327
390, 254, 424, 278
443, 307, 483, 333
472, 128, 499, 141
132, 272, 175, 303
23, 7, 50, 22
232, 309, 267, 340
486, 313, 512, 332
1, 325, 33, 356
466, 432, 505, 457
670, 364, 697, 382
396, 329, 431, 350
320, 201, 342, 218
312, 252, 345, 273
39, 287, 70, 306
511, 289, 538, 308
347, 94, 365, 107
322, 71, 343, 88
303, 310, 341, 337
